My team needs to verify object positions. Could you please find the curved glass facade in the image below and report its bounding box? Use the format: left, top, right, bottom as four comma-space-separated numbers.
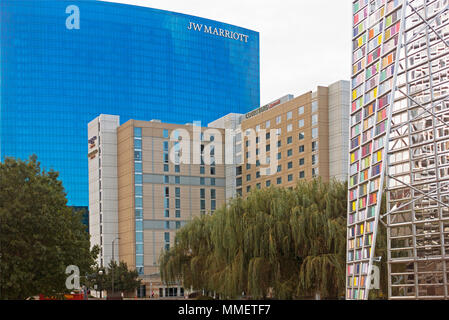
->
0, 0, 260, 206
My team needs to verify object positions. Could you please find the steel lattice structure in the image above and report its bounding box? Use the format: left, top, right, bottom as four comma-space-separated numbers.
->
348, 0, 449, 300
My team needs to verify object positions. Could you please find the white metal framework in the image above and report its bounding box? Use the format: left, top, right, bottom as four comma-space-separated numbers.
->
348, 0, 449, 300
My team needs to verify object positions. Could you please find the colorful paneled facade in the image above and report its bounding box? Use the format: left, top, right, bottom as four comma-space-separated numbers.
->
348, 0, 449, 300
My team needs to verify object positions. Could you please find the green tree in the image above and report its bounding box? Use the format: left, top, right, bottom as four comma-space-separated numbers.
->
160, 178, 348, 300
0, 156, 98, 299
101, 261, 141, 295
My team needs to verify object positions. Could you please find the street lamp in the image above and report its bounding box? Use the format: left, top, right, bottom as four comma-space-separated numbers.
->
98, 269, 104, 299
111, 237, 120, 297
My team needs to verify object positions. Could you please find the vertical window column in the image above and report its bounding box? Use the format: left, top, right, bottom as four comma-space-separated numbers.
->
134, 127, 144, 276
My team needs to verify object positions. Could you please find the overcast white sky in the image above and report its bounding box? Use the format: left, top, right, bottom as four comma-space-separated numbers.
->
101, 0, 352, 106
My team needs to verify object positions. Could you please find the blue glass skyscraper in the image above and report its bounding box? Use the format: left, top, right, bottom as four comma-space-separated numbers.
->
0, 0, 260, 206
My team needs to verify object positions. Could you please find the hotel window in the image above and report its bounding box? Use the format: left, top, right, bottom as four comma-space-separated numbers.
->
165, 187, 170, 197
200, 177, 205, 185
266, 180, 271, 187
312, 168, 319, 177
298, 119, 304, 128
246, 163, 251, 170
312, 101, 318, 113
312, 114, 318, 126
247, 174, 251, 181
135, 162, 142, 173
312, 141, 318, 152
135, 174, 143, 184
211, 178, 216, 186
176, 221, 181, 229
277, 165, 282, 173
299, 158, 305, 166
299, 171, 305, 179
163, 141, 169, 152
211, 167, 216, 175
256, 125, 261, 132
312, 154, 318, 165
256, 183, 261, 189
175, 187, 180, 198
299, 132, 304, 140
288, 161, 293, 169
277, 152, 282, 160
256, 171, 261, 178
200, 188, 205, 199
165, 221, 170, 230
211, 189, 216, 199
164, 210, 169, 218
134, 127, 142, 138
266, 120, 271, 128
200, 166, 205, 174
164, 175, 169, 184
266, 144, 271, 152
276, 177, 282, 185
266, 132, 270, 140
287, 136, 292, 144
246, 186, 251, 193
163, 129, 169, 138
134, 151, 142, 161
175, 199, 181, 209
276, 115, 282, 124
175, 176, 180, 184
246, 140, 250, 147
288, 174, 293, 182
298, 106, 304, 115
299, 145, 305, 153
312, 128, 318, 139
175, 165, 180, 173
287, 124, 293, 132
277, 128, 282, 135
134, 139, 142, 149
200, 200, 206, 210
277, 140, 281, 147
211, 200, 216, 211
287, 149, 293, 157
287, 111, 292, 120
164, 164, 169, 172
176, 210, 181, 218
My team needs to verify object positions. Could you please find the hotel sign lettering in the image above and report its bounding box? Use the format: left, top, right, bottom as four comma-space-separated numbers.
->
245, 99, 281, 119
188, 22, 249, 43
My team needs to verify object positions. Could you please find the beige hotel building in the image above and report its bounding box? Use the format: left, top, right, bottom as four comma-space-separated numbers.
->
88, 80, 349, 298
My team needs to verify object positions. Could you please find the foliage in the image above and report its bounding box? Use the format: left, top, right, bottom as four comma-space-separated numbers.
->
0, 156, 98, 299
100, 261, 141, 294
160, 178, 348, 299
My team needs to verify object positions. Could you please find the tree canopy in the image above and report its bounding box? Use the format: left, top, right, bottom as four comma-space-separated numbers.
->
160, 178, 349, 299
0, 156, 98, 299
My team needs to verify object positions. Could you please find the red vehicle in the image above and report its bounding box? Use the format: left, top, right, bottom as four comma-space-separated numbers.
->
39, 291, 85, 300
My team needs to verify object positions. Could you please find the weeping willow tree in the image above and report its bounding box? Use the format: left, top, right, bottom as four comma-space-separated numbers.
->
160, 178, 348, 299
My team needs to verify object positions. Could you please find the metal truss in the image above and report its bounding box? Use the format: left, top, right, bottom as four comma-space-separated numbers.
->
348, 0, 449, 300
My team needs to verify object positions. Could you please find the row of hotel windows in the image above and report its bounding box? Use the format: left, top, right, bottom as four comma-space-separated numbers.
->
243, 168, 320, 191
237, 141, 319, 172
244, 129, 318, 148
245, 160, 319, 180
251, 119, 319, 136
253, 102, 319, 131
246, 140, 319, 160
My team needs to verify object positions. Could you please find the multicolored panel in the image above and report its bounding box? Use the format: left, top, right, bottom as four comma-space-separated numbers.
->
347, 0, 404, 300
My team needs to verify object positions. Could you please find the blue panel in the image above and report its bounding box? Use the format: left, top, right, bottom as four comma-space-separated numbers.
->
0, 0, 260, 206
